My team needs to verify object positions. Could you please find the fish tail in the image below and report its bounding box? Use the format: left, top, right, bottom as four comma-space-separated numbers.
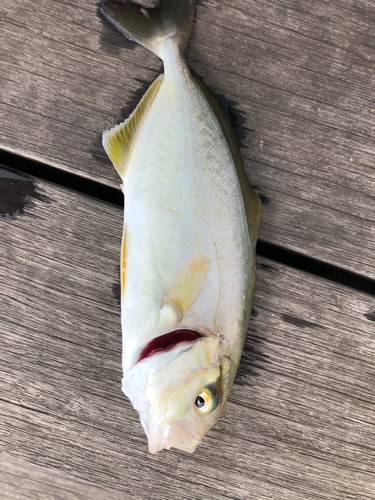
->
100, 0, 196, 59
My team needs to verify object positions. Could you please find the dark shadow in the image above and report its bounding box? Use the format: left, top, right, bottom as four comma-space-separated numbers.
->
213, 92, 253, 149
120, 75, 162, 120
281, 314, 325, 330
257, 240, 375, 295
0, 150, 124, 207
97, 1, 138, 55
364, 311, 375, 322
234, 310, 271, 387
0, 167, 50, 219
112, 264, 121, 307
90, 133, 112, 167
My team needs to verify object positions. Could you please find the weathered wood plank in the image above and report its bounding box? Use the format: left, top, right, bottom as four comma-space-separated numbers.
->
1, 0, 375, 279
0, 455, 131, 500
1, 167, 374, 499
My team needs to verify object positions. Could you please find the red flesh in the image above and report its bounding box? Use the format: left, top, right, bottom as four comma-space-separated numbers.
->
138, 329, 201, 363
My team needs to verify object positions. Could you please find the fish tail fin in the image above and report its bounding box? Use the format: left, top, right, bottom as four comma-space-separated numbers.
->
100, 0, 196, 58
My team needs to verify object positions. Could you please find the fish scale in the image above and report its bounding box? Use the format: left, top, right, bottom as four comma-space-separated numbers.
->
100, 0, 261, 453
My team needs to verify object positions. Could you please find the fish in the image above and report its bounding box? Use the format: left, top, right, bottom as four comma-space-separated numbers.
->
100, 0, 261, 453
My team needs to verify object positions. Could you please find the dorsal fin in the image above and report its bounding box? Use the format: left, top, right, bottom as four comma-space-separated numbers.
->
193, 76, 262, 245
102, 74, 163, 180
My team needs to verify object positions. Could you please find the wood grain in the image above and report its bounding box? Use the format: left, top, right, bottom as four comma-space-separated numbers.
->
1, 167, 374, 500
0, 455, 131, 500
1, 0, 374, 279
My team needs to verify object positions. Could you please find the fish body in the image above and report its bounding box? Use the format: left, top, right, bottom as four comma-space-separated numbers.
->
101, 0, 261, 453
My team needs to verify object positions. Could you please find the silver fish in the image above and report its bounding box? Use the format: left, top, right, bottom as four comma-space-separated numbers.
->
101, 0, 261, 453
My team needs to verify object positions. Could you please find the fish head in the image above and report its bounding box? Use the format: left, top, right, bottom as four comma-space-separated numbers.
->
122, 333, 225, 453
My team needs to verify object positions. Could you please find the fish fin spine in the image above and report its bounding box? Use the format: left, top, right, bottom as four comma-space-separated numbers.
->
100, 0, 196, 58
102, 74, 163, 180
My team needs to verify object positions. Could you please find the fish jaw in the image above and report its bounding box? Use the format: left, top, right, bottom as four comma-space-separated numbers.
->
122, 334, 223, 453
148, 415, 202, 454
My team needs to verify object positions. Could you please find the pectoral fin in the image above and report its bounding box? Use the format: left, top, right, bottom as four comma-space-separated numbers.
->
164, 252, 209, 318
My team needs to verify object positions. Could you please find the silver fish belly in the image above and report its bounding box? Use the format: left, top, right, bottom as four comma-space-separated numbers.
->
101, 0, 261, 453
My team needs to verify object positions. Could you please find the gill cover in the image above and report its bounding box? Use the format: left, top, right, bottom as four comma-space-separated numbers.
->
122, 335, 222, 453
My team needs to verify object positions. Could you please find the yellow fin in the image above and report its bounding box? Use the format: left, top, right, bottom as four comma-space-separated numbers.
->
102, 74, 163, 180
165, 252, 209, 317
246, 186, 262, 243
120, 227, 127, 301
193, 76, 262, 246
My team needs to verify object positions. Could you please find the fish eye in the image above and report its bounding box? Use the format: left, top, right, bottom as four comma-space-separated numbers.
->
194, 387, 218, 414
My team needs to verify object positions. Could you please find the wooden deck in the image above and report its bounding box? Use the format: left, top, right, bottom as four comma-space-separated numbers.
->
1, 0, 374, 499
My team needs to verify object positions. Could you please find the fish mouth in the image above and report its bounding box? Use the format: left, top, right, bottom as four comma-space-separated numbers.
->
137, 329, 203, 363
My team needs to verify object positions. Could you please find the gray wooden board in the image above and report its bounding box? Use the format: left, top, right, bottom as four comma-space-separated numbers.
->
0, 455, 132, 500
1, 167, 375, 500
1, 0, 375, 280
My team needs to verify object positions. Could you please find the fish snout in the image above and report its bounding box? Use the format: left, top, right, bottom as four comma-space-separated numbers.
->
148, 418, 201, 454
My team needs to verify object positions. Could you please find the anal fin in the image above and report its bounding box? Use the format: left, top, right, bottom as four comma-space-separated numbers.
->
102, 74, 163, 180
121, 227, 127, 301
